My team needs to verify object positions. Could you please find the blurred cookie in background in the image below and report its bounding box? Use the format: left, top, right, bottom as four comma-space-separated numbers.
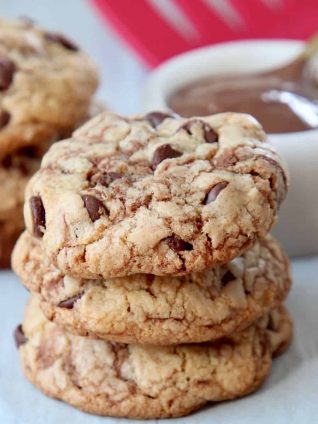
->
0, 17, 100, 268
0, 17, 99, 158
0, 150, 40, 268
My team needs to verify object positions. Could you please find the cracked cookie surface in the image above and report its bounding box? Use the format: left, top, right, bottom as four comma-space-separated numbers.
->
16, 296, 292, 419
0, 18, 98, 158
24, 111, 288, 278
13, 232, 291, 344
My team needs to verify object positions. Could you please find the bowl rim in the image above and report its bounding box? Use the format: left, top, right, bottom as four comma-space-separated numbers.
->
143, 38, 318, 138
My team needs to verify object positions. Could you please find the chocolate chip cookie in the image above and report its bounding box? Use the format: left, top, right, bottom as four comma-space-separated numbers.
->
15, 296, 292, 419
0, 97, 104, 268
0, 18, 98, 159
13, 232, 291, 344
0, 215, 24, 268
0, 150, 41, 267
0, 150, 40, 220
24, 111, 288, 278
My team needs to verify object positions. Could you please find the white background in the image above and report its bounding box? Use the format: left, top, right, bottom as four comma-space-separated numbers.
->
0, 1, 317, 423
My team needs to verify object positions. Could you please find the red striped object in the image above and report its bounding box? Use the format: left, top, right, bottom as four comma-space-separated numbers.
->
90, 0, 318, 67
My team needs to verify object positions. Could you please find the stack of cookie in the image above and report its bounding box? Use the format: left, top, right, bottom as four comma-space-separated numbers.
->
0, 18, 99, 267
12, 111, 292, 419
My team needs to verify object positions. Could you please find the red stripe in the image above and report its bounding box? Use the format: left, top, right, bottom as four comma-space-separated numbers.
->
231, 0, 282, 38
90, 0, 192, 67
175, 0, 245, 43
90, 0, 318, 65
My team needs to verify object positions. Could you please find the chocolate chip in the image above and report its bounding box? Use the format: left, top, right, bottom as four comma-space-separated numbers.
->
0, 57, 15, 90
166, 236, 193, 252
221, 270, 236, 286
0, 110, 10, 128
30, 196, 46, 237
203, 124, 218, 143
204, 182, 228, 204
2, 155, 12, 168
14, 324, 27, 348
152, 144, 182, 169
45, 32, 78, 51
145, 111, 173, 128
267, 314, 278, 332
16, 146, 37, 158
211, 336, 236, 350
97, 172, 123, 186
180, 121, 194, 135
82, 195, 107, 222
58, 293, 83, 309
180, 120, 218, 143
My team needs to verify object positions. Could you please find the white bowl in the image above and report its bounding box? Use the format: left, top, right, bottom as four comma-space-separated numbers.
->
143, 40, 318, 257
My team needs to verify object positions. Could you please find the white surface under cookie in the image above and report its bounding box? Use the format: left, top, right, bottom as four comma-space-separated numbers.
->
0, 255, 317, 423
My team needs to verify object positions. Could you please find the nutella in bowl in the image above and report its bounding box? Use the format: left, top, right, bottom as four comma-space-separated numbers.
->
143, 40, 318, 257
169, 74, 318, 134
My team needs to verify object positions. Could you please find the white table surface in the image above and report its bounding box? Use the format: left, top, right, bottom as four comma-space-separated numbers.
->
0, 1, 318, 423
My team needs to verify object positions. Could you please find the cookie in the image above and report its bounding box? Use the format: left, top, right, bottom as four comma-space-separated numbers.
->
23, 111, 287, 279
13, 232, 291, 344
0, 95, 105, 269
0, 150, 41, 267
265, 306, 293, 357
0, 150, 40, 221
0, 213, 24, 267
15, 296, 292, 419
0, 18, 98, 159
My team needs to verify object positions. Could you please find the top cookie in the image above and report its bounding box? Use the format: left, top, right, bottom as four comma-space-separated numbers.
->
24, 111, 288, 278
0, 18, 99, 158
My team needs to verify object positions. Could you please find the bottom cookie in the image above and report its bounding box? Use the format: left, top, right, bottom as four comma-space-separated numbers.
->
15, 296, 292, 419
